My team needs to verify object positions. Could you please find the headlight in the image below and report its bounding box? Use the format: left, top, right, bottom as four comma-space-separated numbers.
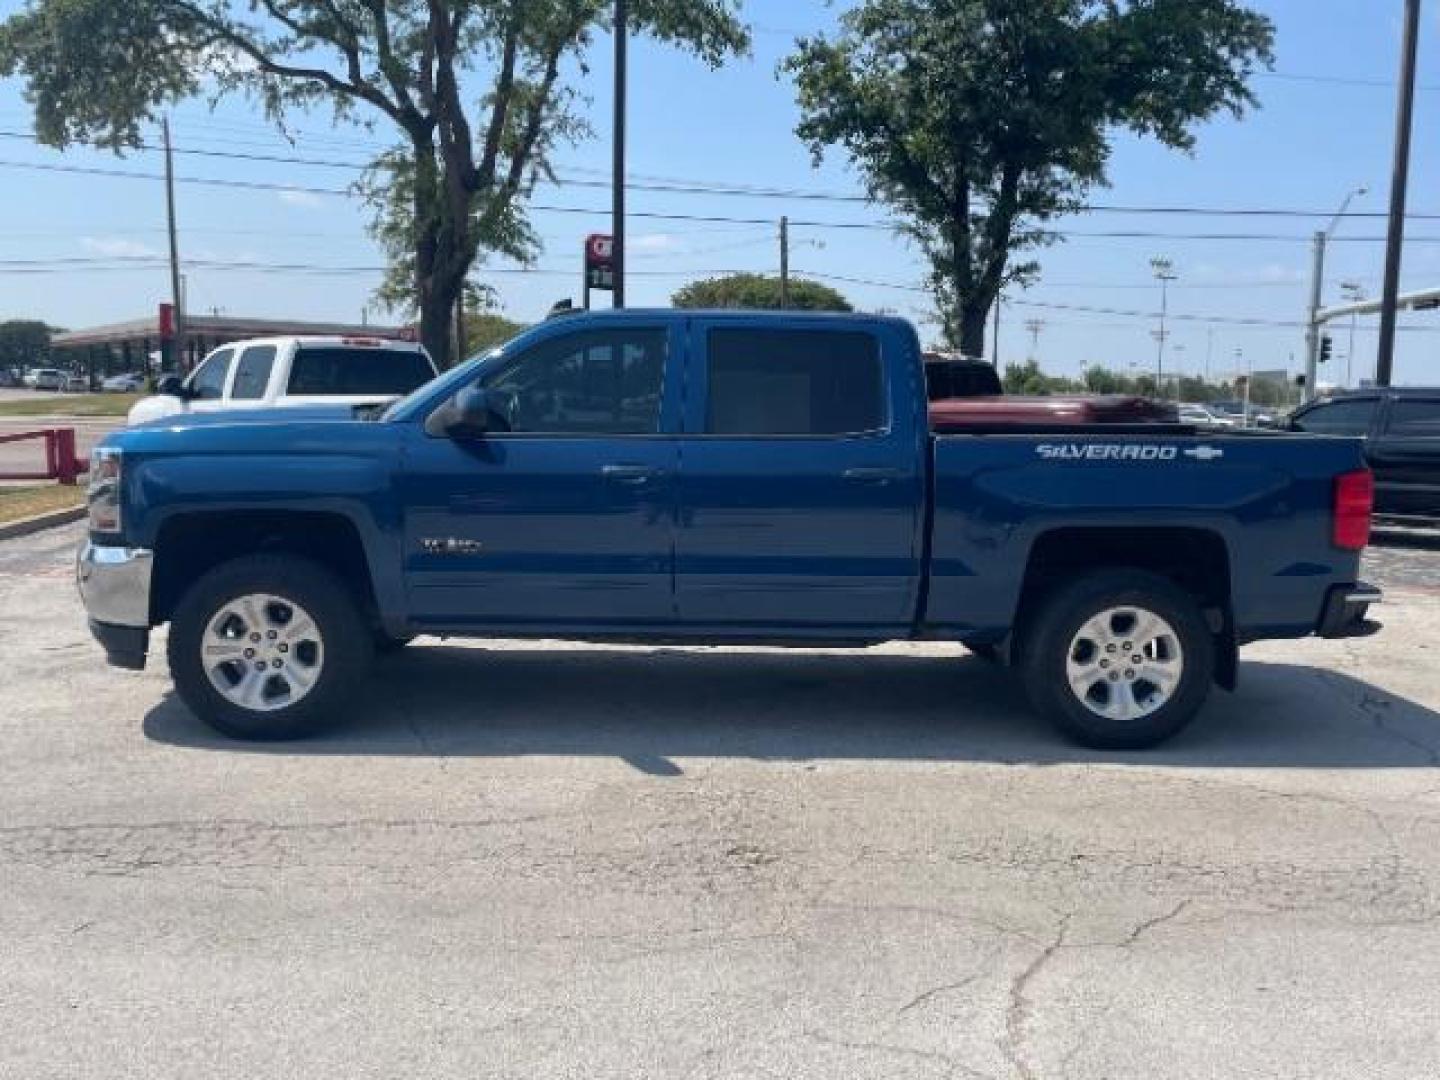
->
88, 447, 122, 533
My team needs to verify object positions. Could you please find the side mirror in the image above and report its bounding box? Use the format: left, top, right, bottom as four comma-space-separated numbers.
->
156, 374, 188, 399
427, 386, 503, 439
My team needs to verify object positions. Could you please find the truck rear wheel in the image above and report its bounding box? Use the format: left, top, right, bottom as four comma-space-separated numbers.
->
1021, 569, 1214, 750
167, 554, 373, 741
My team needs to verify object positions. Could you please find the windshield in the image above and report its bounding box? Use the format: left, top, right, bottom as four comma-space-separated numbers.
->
381, 327, 545, 421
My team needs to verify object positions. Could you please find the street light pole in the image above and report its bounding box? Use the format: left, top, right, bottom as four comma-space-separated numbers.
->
1303, 185, 1367, 402
1377, 0, 1423, 388
612, 0, 628, 309
1150, 257, 1176, 396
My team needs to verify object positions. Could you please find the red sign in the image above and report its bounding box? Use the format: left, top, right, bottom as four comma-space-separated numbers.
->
158, 302, 176, 337
585, 234, 615, 291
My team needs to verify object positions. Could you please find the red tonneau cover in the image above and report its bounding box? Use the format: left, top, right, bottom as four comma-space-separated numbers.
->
929, 394, 1178, 432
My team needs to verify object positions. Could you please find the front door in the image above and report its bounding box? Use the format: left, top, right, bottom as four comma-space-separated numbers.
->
400, 322, 681, 630
673, 320, 926, 634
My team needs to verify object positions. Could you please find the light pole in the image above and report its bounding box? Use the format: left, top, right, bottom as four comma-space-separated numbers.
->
1304, 184, 1368, 400
1150, 256, 1177, 397
1340, 280, 1366, 388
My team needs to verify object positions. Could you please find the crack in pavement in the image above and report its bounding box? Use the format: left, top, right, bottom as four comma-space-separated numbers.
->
1000, 913, 1071, 1080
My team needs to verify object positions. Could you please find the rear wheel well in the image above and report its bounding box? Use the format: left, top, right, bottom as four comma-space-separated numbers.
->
1013, 527, 1234, 683
150, 511, 377, 628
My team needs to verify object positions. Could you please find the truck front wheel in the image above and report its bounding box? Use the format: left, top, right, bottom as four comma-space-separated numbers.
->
167, 554, 373, 741
1022, 570, 1215, 750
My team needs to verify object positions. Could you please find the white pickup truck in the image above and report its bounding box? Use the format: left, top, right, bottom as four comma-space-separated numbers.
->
127, 336, 438, 426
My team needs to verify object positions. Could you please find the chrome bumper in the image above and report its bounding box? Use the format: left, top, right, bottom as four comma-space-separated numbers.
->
76, 542, 153, 628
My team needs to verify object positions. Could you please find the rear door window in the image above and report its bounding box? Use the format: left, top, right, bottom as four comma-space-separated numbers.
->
1291, 398, 1378, 436
1388, 399, 1440, 435
229, 345, 277, 401
705, 329, 885, 436
188, 348, 235, 401
287, 347, 436, 397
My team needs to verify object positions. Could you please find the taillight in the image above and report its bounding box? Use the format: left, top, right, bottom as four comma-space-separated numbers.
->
1333, 469, 1374, 551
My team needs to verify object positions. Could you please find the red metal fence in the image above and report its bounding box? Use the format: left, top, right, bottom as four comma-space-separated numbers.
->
0, 429, 85, 486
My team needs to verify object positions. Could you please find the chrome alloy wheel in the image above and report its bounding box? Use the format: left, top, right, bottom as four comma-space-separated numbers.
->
201, 593, 324, 712
1064, 606, 1184, 722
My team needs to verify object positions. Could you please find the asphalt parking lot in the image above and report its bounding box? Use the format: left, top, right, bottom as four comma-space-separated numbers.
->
3, 521, 1440, 1079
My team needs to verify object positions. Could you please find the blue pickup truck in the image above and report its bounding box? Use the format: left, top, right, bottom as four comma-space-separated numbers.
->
77, 311, 1380, 749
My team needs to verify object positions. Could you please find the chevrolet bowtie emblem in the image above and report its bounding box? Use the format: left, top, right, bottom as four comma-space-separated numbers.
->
1183, 446, 1225, 462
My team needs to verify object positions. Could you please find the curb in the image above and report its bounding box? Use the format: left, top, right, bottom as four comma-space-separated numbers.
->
0, 505, 86, 541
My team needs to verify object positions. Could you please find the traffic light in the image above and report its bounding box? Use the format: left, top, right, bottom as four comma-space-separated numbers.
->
1319, 335, 1333, 365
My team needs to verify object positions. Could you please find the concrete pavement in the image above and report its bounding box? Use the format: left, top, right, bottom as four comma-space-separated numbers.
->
3, 522, 1439, 1079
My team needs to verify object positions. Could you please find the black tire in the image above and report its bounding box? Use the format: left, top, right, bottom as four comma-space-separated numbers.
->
167, 554, 373, 741
1021, 569, 1215, 750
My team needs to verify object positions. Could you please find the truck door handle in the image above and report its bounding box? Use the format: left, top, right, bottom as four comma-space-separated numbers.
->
843, 467, 905, 484
602, 464, 664, 484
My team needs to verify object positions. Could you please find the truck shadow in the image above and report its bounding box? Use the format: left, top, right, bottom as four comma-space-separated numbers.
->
142, 644, 1440, 772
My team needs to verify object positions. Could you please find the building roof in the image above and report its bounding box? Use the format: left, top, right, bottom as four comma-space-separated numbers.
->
52, 313, 414, 350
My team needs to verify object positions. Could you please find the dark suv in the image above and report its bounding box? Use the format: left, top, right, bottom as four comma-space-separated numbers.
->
1289, 388, 1440, 523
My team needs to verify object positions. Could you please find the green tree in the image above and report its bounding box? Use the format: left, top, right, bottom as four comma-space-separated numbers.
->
0, 1, 748, 369
784, 0, 1273, 357
672, 273, 854, 311
464, 310, 527, 354
0, 319, 54, 371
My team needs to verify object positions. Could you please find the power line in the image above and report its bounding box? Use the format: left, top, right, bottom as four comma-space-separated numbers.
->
5, 130, 1440, 222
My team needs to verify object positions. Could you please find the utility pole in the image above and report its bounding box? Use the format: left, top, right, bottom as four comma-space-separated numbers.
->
991, 293, 1001, 366
1377, 0, 1422, 388
779, 216, 789, 310
1340, 280, 1366, 388
612, 0, 628, 309
1024, 318, 1044, 365
1150, 256, 1176, 397
162, 117, 185, 371
1204, 328, 1214, 384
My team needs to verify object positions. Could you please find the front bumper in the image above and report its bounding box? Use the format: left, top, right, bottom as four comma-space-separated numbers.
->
1318, 582, 1383, 639
76, 542, 153, 669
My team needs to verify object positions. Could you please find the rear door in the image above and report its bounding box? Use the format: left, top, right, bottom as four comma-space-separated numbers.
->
1370, 396, 1440, 518
673, 319, 926, 634
400, 320, 682, 628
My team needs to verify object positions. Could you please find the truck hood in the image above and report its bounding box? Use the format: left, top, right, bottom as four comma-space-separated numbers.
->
127, 403, 371, 432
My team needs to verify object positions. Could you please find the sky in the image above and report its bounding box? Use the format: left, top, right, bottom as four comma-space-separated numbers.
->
0, 0, 1437, 386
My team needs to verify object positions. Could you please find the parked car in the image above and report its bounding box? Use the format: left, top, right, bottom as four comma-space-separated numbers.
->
27, 367, 65, 392
1288, 387, 1440, 523
102, 372, 145, 393
78, 311, 1380, 751
1178, 404, 1237, 429
126, 336, 438, 426
65, 373, 89, 393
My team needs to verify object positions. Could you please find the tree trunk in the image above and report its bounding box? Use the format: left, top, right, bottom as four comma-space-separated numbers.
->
959, 301, 990, 360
